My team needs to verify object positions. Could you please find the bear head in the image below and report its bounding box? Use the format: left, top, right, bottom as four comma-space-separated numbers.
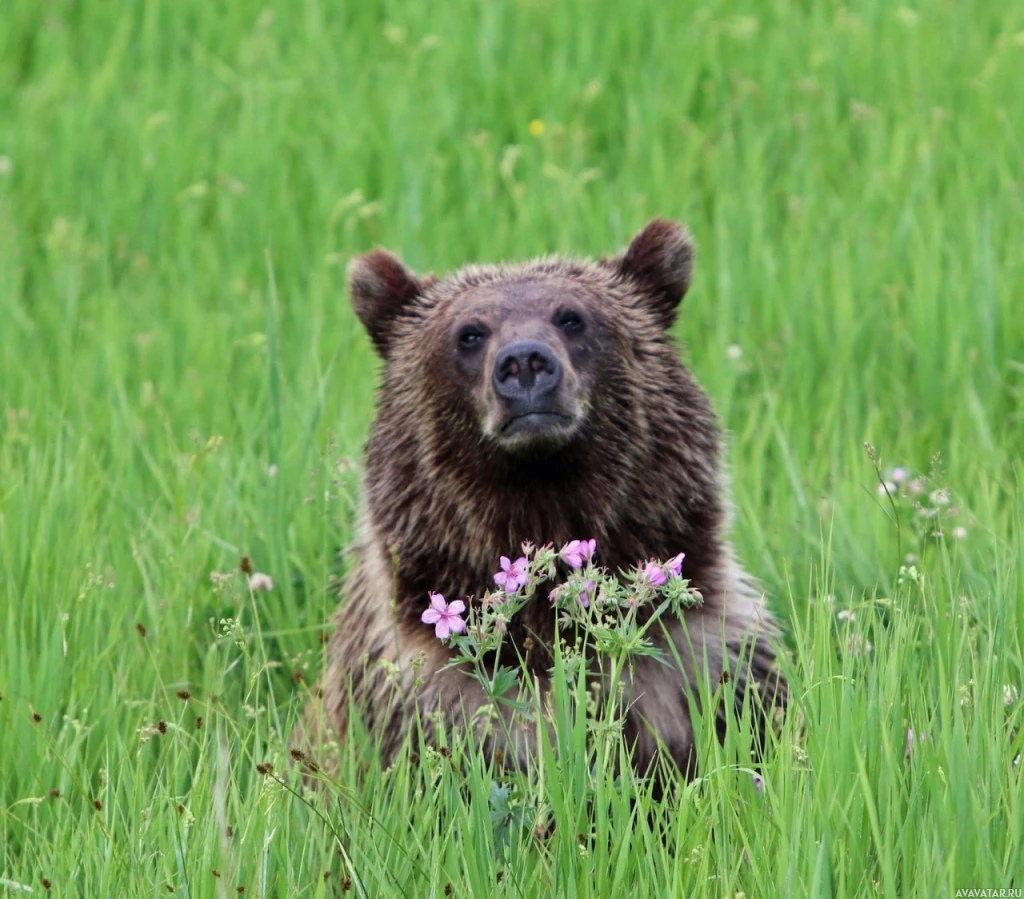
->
347, 219, 723, 606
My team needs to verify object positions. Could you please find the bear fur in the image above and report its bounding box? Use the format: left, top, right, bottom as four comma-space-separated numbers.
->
297, 219, 785, 777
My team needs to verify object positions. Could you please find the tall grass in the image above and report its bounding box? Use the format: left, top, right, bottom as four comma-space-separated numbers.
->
1, 0, 1022, 894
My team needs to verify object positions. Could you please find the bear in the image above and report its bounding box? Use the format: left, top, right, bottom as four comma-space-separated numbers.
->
296, 219, 786, 780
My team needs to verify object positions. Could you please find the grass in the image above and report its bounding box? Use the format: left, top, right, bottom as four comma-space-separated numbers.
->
1, 0, 1022, 894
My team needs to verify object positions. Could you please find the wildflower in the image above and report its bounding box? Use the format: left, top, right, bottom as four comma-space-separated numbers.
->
578, 579, 597, 609
951, 526, 968, 540
1005, 684, 1019, 706
846, 635, 871, 656
248, 573, 274, 592
726, 344, 743, 361
877, 481, 897, 497
493, 555, 529, 593
421, 592, 466, 640
559, 539, 596, 570
907, 477, 926, 496
642, 561, 667, 587
929, 488, 950, 506
528, 119, 545, 137
752, 773, 763, 795
665, 553, 685, 578
836, 609, 855, 622
904, 728, 916, 758
890, 467, 910, 484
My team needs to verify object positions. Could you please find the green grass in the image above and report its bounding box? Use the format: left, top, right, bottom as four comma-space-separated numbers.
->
2, 0, 1023, 894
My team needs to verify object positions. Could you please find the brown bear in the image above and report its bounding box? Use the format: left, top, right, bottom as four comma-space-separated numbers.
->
297, 219, 785, 778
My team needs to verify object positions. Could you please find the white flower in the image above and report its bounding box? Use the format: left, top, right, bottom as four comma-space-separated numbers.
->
249, 572, 274, 592
846, 635, 872, 656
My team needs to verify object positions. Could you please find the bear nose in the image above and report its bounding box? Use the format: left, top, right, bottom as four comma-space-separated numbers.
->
492, 340, 562, 401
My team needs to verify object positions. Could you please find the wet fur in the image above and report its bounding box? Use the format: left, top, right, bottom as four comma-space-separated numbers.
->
296, 221, 786, 777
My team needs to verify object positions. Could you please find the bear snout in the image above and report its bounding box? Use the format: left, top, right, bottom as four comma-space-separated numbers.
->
492, 340, 562, 405
487, 339, 580, 448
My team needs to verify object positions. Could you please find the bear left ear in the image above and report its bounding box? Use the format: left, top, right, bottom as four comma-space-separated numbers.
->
348, 250, 435, 358
605, 219, 695, 328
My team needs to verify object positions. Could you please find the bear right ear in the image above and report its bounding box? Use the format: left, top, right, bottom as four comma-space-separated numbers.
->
604, 219, 695, 329
348, 250, 432, 358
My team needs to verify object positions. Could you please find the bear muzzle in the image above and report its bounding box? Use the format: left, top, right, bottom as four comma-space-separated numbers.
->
490, 339, 577, 448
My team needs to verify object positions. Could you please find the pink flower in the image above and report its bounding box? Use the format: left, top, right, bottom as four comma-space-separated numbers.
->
421, 592, 466, 640
559, 539, 596, 570
493, 555, 529, 593
665, 553, 684, 578
578, 579, 597, 609
642, 561, 667, 587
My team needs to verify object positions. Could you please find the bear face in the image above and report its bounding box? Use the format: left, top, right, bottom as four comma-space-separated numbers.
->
441, 275, 598, 454
298, 220, 784, 779
346, 220, 723, 609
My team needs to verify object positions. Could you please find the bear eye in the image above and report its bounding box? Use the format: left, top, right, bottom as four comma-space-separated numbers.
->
555, 309, 585, 335
456, 324, 489, 351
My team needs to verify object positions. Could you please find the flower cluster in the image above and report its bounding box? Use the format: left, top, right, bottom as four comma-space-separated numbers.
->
420, 539, 700, 653
558, 539, 596, 570
868, 450, 972, 555
641, 553, 684, 587
414, 540, 706, 831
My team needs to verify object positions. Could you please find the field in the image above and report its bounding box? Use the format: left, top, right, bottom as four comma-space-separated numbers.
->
2, 0, 1023, 895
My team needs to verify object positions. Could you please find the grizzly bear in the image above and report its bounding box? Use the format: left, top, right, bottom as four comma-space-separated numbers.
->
297, 219, 785, 778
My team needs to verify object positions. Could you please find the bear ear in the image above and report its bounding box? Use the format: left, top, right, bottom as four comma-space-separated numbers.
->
348, 250, 434, 358
606, 219, 695, 328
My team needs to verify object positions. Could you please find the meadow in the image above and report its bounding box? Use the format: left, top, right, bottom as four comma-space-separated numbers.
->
1, 0, 1023, 895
